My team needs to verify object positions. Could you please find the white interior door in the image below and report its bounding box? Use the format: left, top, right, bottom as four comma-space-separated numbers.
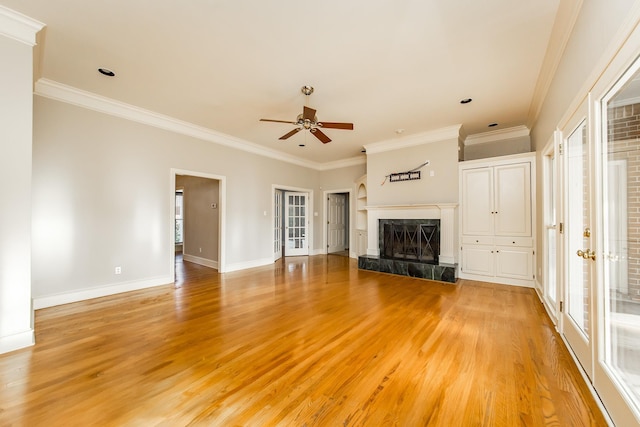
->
327, 193, 347, 253
561, 105, 594, 378
285, 192, 309, 256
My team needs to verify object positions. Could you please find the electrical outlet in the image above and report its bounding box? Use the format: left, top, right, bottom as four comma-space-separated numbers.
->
115, 266, 122, 275
199, 247, 202, 253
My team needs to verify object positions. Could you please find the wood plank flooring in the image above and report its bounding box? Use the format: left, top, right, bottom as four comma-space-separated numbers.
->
0, 255, 607, 426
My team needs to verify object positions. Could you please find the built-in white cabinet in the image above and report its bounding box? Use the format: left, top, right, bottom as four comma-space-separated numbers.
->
459, 153, 535, 287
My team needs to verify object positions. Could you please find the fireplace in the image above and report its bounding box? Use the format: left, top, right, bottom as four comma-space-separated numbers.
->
358, 204, 456, 283
379, 219, 440, 265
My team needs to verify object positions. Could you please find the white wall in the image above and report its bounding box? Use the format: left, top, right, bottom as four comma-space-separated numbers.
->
31, 96, 331, 302
0, 23, 39, 352
463, 135, 531, 160
531, 0, 638, 279
532, 0, 635, 150
366, 137, 459, 206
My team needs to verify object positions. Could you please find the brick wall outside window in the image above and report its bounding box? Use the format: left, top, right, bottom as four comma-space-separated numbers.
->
607, 104, 640, 301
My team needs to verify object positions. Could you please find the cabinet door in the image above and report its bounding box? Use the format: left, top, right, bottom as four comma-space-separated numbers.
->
494, 163, 531, 236
461, 167, 493, 235
495, 246, 532, 280
461, 245, 494, 276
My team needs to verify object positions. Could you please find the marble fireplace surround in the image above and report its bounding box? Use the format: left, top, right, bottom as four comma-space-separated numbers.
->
366, 204, 457, 265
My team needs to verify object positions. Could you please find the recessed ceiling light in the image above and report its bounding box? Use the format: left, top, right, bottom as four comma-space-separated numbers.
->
460, 98, 472, 104
488, 123, 498, 127
395, 128, 405, 134
98, 68, 115, 77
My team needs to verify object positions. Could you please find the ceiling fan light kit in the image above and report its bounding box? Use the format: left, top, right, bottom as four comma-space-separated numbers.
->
260, 86, 353, 144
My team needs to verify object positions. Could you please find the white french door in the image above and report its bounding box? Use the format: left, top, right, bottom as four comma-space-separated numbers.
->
274, 190, 283, 261
593, 55, 640, 425
285, 192, 309, 256
561, 101, 594, 378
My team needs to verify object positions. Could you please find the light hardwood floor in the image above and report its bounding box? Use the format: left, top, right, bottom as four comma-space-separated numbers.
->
0, 255, 607, 426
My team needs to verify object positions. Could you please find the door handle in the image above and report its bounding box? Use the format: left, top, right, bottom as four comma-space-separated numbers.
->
576, 249, 596, 260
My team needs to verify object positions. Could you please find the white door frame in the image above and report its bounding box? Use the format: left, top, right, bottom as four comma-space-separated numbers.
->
272, 184, 314, 259
170, 169, 226, 276
541, 132, 561, 325
323, 189, 353, 256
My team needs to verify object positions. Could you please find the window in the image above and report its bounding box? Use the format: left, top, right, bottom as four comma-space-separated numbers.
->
175, 190, 184, 244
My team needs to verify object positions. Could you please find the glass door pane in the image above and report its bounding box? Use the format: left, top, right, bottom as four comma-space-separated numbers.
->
566, 119, 590, 337
274, 190, 282, 260
561, 105, 593, 379
544, 150, 557, 308
602, 70, 640, 415
284, 192, 308, 256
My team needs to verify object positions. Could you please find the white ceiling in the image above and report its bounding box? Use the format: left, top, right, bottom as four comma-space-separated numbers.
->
2, 0, 566, 166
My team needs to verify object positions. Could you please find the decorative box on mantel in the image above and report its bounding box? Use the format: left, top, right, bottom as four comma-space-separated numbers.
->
357, 204, 458, 283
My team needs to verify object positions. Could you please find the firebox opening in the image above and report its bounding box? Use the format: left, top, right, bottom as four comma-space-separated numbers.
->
379, 219, 440, 265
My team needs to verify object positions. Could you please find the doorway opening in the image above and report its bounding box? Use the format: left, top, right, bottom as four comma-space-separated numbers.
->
171, 169, 226, 280
324, 189, 351, 257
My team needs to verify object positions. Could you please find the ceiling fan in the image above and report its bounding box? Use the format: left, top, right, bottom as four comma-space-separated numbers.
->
260, 85, 354, 144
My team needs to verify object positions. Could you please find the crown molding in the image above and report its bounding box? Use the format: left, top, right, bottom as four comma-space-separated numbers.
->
33, 78, 340, 170
0, 5, 44, 46
464, 125, 530, 146
363, 124, 462, 155
316, 156, 366, 171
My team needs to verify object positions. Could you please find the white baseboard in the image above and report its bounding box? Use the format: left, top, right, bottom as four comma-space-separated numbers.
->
182, 254, 218, 269
457, 272, 535, 288
559, 335, 615, 427
224, 257, 273, 273
0, 329, 35, 354
33, 275, 173, 309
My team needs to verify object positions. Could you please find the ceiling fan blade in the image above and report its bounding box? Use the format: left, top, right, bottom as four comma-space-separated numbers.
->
303, 106, 316, 121
318, 122, 354, 130
279, 128, 302, 140
311, 128, 331, 144
260, 118, 297, 124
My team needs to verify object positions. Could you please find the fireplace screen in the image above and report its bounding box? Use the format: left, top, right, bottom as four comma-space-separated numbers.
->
379, 219, 440, 264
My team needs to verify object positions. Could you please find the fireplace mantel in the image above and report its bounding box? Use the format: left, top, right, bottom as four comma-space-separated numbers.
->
365, 204, 457, 264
